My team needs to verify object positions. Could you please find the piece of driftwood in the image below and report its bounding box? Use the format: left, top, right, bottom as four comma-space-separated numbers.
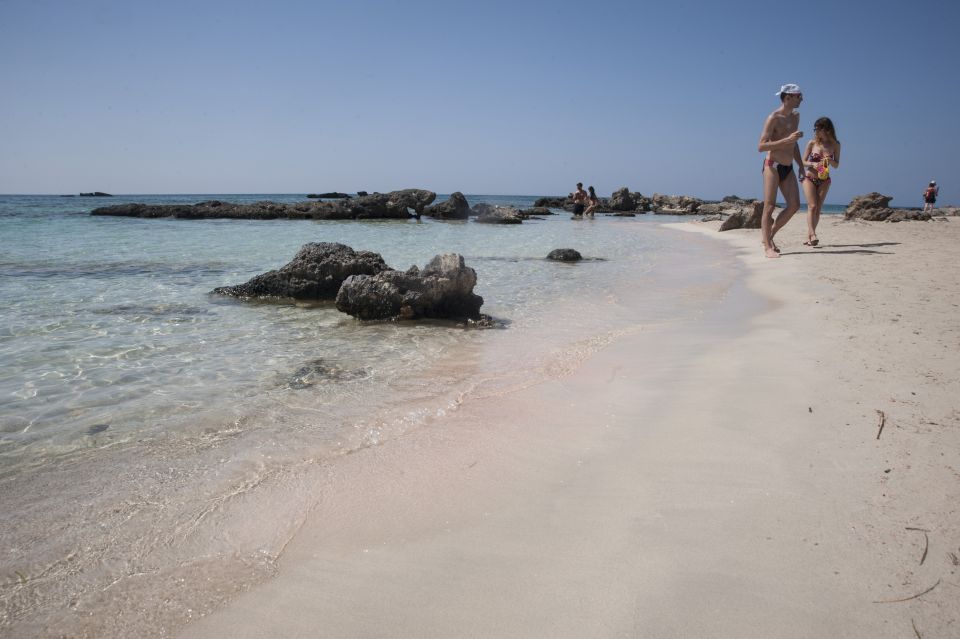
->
872, 579, 940, 604
875, 409, 886, 440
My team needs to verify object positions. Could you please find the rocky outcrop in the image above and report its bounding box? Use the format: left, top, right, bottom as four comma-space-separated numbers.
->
475, 206, 523, 224
79, 192, 112, 197
607, 187, 636, 212
306, 192, 351, 199
712, 200, 763, 231
423, 192, 471, 220
546, 248, 582, 262
845, 192, 931, 222
212, 242, 389, 299
534, 191, 651, 213
718, 203, 762, 231
91, 189, 436, 220
335, 254, 483, 320
533, 196, 570, 208
650, 194, 704, 215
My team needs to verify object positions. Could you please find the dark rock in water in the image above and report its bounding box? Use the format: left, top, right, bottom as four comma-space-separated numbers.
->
356, 191, 369, 197
423, 191, 471, 220
518, 206, 556, 218
212, 242, 389, 300
546, 248, 583, 262
471, 202, 496, 217
287, 358, 368, 389
610, 211, 637, 217
91, 189, 436, 220
845, 192, 931, 222
306, 192, 351, 199
80, 192, 112, 197
336, 253, 483, 321
607, 187, 636, 212
476, 206, 523, 224
533, 196, 570, 208
86, 424, 109, 435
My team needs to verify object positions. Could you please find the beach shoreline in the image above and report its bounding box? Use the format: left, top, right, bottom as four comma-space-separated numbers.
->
178, 214, 959, 638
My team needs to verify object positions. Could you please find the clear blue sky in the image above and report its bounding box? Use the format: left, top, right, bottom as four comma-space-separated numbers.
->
2, 0, 957, 206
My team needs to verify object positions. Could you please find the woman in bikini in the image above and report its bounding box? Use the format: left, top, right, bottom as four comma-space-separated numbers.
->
800, 117, 841, 246
584, 186, 600, 217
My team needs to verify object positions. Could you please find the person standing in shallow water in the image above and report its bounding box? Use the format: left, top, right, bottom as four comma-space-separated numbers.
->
757, 84, 805, 258
571, 182, 588, 217
800, 117, 841, 246
584, 186, 600, 217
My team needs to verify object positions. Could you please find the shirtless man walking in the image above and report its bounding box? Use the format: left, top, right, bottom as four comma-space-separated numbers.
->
758, 84, 805, 258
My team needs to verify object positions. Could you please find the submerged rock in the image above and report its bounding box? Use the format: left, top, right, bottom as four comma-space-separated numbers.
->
335, 254, 484, 321
212, 242, 389, 300
518, 206, 556, 218
475, 206, 523, 224
287, 358, 368, 389
546, 248, 583, 262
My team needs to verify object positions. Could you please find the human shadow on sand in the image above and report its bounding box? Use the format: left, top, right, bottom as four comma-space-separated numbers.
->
780, 248, 895, 256
818, 242, 901, 249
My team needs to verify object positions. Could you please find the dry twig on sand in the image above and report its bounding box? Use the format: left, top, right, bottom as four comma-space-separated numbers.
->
872, 579, 941, 604
875, 409, 886, 440
912, 618, 923, 639
905, 527, 931, 565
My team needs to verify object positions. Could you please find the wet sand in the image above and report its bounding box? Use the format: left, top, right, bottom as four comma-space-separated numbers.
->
180, 214, 960, 638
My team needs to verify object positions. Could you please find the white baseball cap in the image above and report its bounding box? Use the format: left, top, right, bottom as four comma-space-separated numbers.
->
776, 84, 802, 95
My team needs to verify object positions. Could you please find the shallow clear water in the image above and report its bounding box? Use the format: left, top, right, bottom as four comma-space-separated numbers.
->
0, 193, 748, 636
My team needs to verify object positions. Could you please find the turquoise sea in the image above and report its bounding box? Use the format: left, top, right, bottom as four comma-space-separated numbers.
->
0, 193, 840, 636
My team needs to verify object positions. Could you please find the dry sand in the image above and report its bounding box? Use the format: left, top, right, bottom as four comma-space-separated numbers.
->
180, 214, 959, 639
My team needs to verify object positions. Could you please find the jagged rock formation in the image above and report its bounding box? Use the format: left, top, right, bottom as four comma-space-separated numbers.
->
844, 193, 932, 222
212, 242, 389, 299
335, 254, 484, 320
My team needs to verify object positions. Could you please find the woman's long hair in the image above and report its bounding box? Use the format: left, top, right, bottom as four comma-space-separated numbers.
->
814, 117, 839, 144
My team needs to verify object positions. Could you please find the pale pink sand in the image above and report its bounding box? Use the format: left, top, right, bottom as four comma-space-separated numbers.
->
181, 215, 959, 638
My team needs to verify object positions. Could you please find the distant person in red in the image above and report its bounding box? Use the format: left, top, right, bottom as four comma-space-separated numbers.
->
757, 84, 805, 258
923, 180, 939, 211
799, 117, 841, 246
